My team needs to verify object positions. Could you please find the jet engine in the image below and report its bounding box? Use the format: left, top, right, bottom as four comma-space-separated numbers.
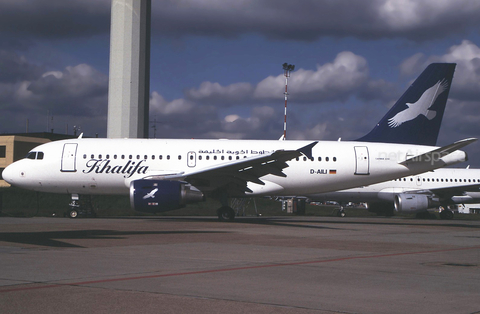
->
394, 194, 436, 213
130, 180, 204, 213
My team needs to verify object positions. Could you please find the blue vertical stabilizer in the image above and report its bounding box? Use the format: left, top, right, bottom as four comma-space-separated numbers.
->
357, 63, 456, 146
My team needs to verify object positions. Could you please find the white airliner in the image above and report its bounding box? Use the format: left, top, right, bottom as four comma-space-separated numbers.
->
304, 168, 480, 219
1, 64, 476, 221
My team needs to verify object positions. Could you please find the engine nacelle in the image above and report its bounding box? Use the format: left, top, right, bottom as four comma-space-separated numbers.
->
394, 194, 435, 213
130, 180, 204, 213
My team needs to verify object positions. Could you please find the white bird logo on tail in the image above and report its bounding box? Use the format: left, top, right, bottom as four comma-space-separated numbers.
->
388, 79, 449, 128
143, 188, 158, 199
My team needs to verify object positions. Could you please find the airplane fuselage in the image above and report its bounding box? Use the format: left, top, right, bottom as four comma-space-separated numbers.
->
3, 138, 467, 197
306, 168, 480, 204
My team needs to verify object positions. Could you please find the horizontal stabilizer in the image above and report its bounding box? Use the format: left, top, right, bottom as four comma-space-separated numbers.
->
400, 138, 477, 166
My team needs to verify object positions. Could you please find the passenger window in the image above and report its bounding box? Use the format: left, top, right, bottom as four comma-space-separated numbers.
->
99, 154, 102, 159
129, 155, 132, 159
83, 154, 87, 159
326, 157, 329, 162
152, 155, 155, 160
91, 154, 94, 159
333, 157, 337, 162
121, 155, 125, 159
136, 155, 140, 159
167, 155, 170, 160
303, 157, 307, 161
318, 157, 322, 162
106, 154, 110, 159
199, 156, 202, 160
114, 155, 117, 159
178, 155, 181, 160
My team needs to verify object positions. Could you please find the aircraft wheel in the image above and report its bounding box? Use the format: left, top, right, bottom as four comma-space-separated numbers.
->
69, 209, 78, 218
440, 210, 454, 220
337, 210, 346, 217
217, 206, 235, 222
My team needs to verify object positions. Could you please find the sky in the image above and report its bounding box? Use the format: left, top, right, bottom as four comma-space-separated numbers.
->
1, 0, 480, 166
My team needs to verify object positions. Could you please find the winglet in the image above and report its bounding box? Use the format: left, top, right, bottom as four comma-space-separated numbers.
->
298, 141, 318, 160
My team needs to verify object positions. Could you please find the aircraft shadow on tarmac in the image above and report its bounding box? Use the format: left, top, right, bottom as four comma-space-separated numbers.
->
0, 229, 228, 248
148, 215, 480, 231
1, 216, 479, 248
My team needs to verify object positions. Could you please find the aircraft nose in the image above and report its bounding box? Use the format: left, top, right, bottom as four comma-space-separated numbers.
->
2, 162, 22, 185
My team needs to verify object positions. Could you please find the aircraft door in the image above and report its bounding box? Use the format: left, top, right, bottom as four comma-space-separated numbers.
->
187, 151, 196, 167
61, 143, 78, 172
354, 146, 369, 175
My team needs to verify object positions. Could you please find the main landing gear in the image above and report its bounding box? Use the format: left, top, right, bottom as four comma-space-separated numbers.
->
439, 207, 454, 220
217, 206, 235, 222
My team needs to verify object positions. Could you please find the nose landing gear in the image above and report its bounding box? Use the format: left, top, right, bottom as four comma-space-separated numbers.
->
66, 194, 97, 218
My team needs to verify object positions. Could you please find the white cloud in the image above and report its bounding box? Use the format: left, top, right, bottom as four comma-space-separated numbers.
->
254, 51, 368, 102
42, 71, 63, 79
150, 92, 195, 115
224, 114, 240, 123
401, 40, 480, 101
185, 81, 254, 105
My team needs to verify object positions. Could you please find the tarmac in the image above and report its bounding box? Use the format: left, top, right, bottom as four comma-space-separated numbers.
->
0, 215, 479, 314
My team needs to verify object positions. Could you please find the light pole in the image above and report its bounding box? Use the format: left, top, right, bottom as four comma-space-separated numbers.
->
282, 63, 295, 140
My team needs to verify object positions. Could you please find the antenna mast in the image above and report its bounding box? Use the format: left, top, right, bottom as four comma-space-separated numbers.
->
282, 63, 295, 140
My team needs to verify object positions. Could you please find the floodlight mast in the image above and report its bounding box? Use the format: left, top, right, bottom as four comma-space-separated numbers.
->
282, 63, 295, 140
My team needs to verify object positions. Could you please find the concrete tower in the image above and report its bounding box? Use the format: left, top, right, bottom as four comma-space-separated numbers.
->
107, 0, 151, 138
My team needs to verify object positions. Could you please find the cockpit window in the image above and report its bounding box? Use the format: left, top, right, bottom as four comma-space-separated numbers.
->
25, 151, 44, 160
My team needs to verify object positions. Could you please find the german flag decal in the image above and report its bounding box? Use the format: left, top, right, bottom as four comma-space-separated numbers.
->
329, 170, 337, 174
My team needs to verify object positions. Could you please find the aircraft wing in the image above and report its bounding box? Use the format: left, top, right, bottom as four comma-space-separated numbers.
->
426, 183, 480, 199
147, 141, 317, 196
400, 138, 477, 166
